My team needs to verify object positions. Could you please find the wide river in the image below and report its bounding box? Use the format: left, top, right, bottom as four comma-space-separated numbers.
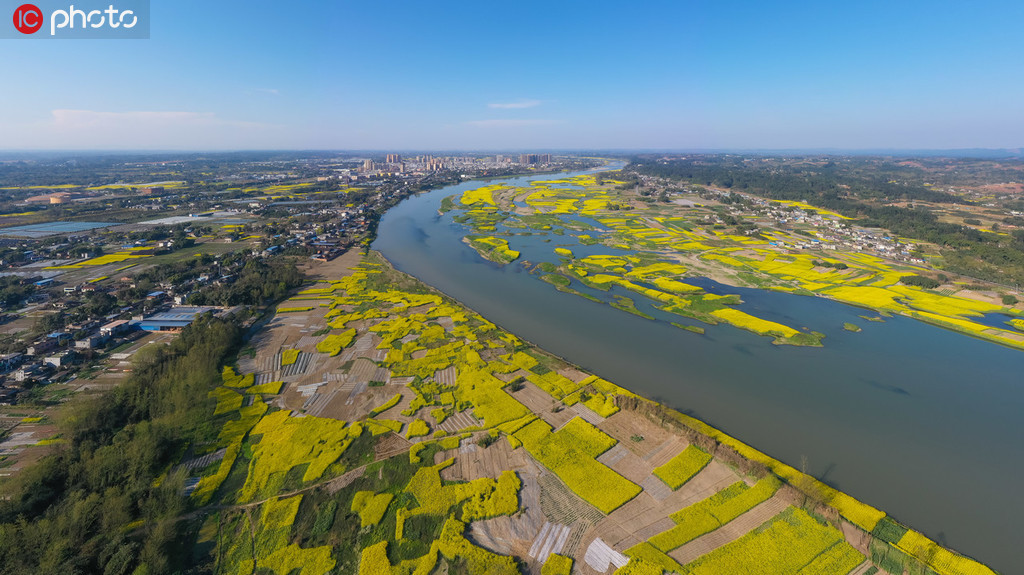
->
373, 165, 1022, 573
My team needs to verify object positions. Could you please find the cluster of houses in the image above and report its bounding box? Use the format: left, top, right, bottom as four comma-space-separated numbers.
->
0, 248, 251, 405
253, 211, 369, 262
0, 236, 100, 265
762, 205, 921, 263
0, 304, 235, 405
695, 190, 924, 264
0, 318, 132, 404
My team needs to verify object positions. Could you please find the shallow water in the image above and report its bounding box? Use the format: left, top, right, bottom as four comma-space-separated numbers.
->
373, 167, 1023, 572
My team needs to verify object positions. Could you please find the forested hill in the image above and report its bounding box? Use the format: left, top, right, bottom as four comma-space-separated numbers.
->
629, 156, 963, 205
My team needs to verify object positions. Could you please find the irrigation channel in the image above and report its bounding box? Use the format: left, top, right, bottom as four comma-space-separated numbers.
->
373, 163, 1023, 573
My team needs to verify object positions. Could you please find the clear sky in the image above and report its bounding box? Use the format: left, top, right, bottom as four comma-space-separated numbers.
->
2, 0, 1023, 151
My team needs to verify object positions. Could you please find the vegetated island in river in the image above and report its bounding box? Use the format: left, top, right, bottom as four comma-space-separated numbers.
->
446, 172, 1024, 352
187, 251, 1003, 573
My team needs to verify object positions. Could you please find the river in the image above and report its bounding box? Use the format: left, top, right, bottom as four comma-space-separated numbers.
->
372, 165, 1023, 573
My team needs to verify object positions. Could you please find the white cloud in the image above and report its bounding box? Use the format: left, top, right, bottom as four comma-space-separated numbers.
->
488, 99, 542, 109
467, 119, 562, 128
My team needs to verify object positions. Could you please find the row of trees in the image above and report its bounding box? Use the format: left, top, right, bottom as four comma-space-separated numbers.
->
0, 315, 242, 575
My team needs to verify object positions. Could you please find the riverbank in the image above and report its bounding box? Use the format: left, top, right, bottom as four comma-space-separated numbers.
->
201, 246, 993, 573
369, 249, 996, 574
372, 163, 1024, 572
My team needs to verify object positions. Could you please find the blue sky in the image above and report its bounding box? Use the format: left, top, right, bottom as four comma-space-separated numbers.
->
1, 0, 1023, 150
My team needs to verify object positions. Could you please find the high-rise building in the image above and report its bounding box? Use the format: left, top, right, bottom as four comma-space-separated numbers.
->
540, 154, 551, 164
362, 159, 374, 171
386, 154, 402, 164
519, 154, 540, 165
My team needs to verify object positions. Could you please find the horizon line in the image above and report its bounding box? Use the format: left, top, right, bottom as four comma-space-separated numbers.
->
0, 146, 1022, 157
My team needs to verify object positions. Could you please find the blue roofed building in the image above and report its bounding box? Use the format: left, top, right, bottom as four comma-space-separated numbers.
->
135, 306, 222, 332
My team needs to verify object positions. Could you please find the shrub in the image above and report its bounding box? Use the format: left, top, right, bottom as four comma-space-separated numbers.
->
310, 500, 337, 537
870, 516, 908, 544
901, 275, 941, 289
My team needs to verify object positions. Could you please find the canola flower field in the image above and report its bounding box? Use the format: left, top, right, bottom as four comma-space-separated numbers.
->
653, 444, 712, 490
447, 174, 1024, 351
43, 247, 155, 270
184, 255, 996, 575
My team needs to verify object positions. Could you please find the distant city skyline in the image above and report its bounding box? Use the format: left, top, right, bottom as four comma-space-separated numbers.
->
2, 0, 1024, 151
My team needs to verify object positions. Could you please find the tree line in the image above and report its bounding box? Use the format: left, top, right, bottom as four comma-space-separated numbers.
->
0, 315, 242, 575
